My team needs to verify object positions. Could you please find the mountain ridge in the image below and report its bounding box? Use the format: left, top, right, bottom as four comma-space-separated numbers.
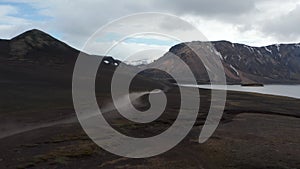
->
2, 29, 300, 84
0, 29, 167, 92
144, 40, 300, 84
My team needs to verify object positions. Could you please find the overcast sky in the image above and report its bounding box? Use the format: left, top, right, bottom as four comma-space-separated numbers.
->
1, 0, 300, 61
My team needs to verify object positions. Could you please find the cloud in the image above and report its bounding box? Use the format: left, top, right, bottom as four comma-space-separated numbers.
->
261, 5, 300, 42
152, 0, 256, 17
0, 4, 31, 38
0, 2, 53, 39
27, 0, 156, 48
83, 35, 178, 61
1, 0, 300, 56
84, 40, 172, 62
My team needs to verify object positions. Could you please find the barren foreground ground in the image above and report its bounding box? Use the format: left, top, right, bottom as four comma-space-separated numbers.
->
0, 87, 299, 169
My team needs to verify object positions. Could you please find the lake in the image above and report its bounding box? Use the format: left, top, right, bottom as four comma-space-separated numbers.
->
180, 84, 300, 99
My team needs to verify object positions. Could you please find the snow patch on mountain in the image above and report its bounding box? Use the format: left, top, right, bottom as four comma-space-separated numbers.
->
276, 44, 280, 51
230, 64, 239, 76
245, 46, 254, 53
264, 46, 272, 54
214, 49, 223, 60
238, 55, 242, 61
257, 50, 263, 56
124, 59, 153, 65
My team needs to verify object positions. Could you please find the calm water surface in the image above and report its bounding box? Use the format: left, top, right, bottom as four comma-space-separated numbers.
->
180, 84, 300, 99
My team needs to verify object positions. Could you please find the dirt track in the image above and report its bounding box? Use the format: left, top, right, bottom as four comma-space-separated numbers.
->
0, 88, 299, 169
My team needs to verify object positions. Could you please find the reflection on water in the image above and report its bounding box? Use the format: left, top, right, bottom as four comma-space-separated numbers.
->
181, 84, 300, 99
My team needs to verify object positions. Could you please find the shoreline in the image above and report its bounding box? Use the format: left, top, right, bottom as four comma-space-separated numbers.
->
179, 84, 300, 99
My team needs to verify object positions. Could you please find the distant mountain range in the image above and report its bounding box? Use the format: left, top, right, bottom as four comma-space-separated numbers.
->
144, 41, 300, 84
1, 29, 300, 85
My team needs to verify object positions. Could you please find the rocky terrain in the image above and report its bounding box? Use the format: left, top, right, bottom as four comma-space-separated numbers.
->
145, 41, 300, 84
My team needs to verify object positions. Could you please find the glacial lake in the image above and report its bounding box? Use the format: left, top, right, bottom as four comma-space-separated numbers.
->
180, 84, 300, 99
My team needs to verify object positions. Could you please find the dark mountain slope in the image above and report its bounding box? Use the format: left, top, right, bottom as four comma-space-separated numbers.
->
145, 41, 300, 84
213, 41, 300, 84
0, 29, 168, 114
0, 29, 79, 84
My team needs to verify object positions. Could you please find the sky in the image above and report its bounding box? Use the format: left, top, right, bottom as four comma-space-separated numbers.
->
1, 0, 300, 62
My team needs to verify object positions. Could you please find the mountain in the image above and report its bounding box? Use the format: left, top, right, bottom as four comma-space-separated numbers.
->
0, 29, 79, 84
0, 29, 162, 85
0, 29, 168, 113
2, 29, 300, 87
144, 41, 300, 84
214, 41, 300, 84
